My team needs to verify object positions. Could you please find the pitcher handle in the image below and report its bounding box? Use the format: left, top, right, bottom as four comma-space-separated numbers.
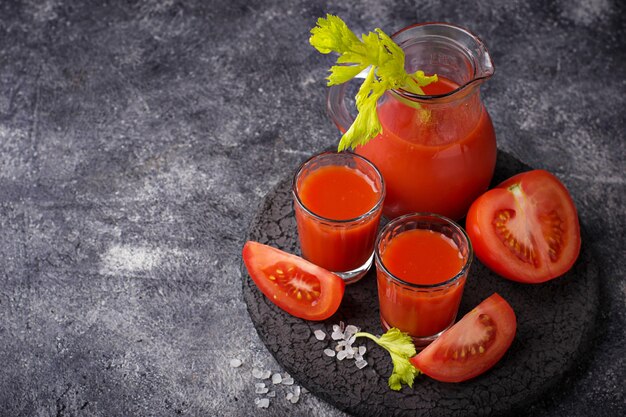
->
326, 82, 354, 134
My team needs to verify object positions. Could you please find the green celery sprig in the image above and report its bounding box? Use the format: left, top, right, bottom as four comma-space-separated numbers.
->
355, 328, 421, 391
310, 14, 437, 151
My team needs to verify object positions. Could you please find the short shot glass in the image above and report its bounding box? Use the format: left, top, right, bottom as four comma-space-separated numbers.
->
292, 152, 385, 284
375, 213, 473, 348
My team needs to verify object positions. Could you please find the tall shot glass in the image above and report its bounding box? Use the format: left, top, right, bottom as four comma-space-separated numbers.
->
292, 152, 385, 284
375, 213, 473, 347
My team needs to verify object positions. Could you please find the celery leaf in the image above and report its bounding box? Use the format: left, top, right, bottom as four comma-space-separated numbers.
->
355, 328, 422, 391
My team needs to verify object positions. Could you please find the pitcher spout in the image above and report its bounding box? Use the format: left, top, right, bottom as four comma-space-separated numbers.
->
471, 32, 494, 82
389, 23, 495, 98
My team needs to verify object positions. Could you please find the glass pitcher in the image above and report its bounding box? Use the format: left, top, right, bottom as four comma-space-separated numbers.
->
327, 23, 496, 220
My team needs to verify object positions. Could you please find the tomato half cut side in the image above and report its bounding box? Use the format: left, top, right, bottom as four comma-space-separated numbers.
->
242, 241, 345, 321
466, 169, 581, 283
410, 293, 516, 383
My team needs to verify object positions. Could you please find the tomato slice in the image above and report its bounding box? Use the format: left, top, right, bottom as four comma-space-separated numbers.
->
242, 241, 345, 321
410, 293, 516, 383
466, 169, 581, 283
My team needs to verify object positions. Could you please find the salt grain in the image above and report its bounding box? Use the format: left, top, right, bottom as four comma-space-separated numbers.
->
289, 395, 300, 404
229, 358, 242, 368
331, 330, 344, 340
314, 329, 326, 341
294, 386, 301, 396
344, 325, 359, 338
257, 398, 270, 408
261, 370, 271, 379
323, 348, 336, 357
272, 373, 282, 384
359, 346, 366, 356
255, 382, 269, 394
286, 392, 293, 401
336, 350, 348, 361
252, 368, 265, 379
282, 375, 294, 385
355, 359, 368, 369
267, 391, 276, 398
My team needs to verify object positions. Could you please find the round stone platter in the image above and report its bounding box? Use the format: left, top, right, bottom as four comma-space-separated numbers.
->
241, 151, 599, 417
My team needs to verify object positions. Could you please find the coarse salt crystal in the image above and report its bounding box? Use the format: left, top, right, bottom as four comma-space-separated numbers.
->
267, 391, 276, 398
289, 395, 299, 404
257, 398, 270, 408
294, 385, 301, 396
355, 359, 368, 369
337, 350, 348, 361
271, 373, 282, 384
331, 330, 344, 340
359, 346, 366, 356
261, 370, 271, 379
344, 325, 358, 338
282, 376, 294, 385
354, 353, 362, 362
286, 392, 293, 401
256, 386, 269, 394
229, 358, 242, 368
323, 348, 336, 357
252, 368, 265, 379
314, 330, 326, 341
332, 324, 340, 332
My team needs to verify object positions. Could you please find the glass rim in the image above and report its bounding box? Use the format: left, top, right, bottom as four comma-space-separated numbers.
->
292, 151, 386, 224
375, 212, 473, 289
389, 22, 494, 102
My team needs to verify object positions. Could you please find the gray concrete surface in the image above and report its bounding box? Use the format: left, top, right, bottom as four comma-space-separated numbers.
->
0, 0, 623, 416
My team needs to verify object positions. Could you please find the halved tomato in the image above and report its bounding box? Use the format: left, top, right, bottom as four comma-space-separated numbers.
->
410, 293, 516, 383
242, 241, 345, 321
466, 169, 581, 283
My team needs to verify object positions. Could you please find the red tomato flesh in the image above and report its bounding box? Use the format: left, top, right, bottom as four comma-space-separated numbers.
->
466, 169, 581, 283
410, 293, 516, 383
242, 241, 345, 321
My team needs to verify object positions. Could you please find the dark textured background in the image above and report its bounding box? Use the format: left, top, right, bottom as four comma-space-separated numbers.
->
0, 0, 623, 416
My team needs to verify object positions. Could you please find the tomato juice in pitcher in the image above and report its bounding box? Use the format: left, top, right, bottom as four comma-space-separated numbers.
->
327, 23, 497, 220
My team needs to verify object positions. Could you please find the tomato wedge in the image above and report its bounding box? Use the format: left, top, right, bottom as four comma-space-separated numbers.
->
242, 241, 345, 321
410, 293, 516, 382
466, 169, 581, 283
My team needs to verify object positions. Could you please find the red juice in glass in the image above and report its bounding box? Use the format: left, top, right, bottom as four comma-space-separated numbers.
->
375, 213, 472, 347
293, 152, 385, 284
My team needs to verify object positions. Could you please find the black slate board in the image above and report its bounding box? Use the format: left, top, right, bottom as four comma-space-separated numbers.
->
241, 151, 599, 417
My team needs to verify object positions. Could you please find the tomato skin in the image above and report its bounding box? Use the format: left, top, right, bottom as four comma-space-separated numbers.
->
242, 241, 345, 321
410, 293, 516, 383
466, 169, 581, 283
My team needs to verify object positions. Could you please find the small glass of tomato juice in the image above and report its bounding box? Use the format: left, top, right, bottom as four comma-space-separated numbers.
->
293, 152, 385, 284
375, 213, 473, 347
